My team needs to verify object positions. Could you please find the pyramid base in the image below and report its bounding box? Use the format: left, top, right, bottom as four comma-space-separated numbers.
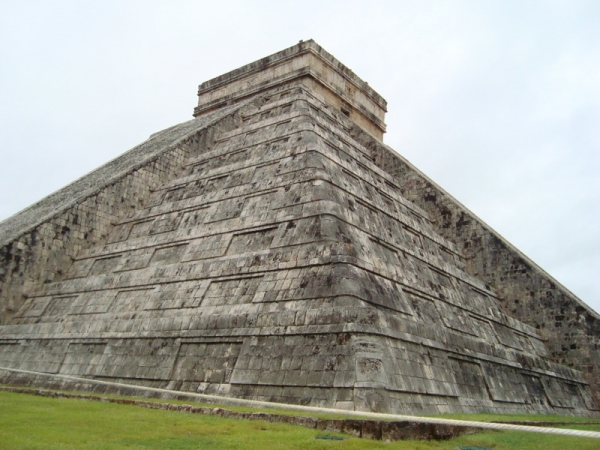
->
1, 334, 597, 417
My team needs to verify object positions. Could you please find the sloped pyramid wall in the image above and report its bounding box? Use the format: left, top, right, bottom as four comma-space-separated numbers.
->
0, 83, 596, 415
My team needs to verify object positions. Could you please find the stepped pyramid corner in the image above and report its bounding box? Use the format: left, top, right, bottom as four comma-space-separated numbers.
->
0, 40, 598, 415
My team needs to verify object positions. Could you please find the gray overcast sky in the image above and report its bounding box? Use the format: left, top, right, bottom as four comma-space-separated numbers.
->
1, 1, 598, 312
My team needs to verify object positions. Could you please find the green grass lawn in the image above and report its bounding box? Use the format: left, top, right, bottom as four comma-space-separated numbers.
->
1, 390, 599, 450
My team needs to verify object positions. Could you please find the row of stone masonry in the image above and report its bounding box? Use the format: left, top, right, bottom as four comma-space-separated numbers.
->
69, 95, 470, 293
7, 92, 546, 360
0, 91, 576, 352
0, 335, 592, 414
0, 128, 556, 360
0, 101, 249, 323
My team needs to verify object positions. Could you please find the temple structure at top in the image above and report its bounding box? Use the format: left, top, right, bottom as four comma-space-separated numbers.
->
193, 40, 387, 140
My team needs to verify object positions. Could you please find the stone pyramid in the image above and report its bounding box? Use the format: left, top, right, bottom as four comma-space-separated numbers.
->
0, 40, 598, 415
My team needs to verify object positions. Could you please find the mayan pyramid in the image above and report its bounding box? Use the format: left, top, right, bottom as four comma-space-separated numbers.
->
0, 40, 598, 415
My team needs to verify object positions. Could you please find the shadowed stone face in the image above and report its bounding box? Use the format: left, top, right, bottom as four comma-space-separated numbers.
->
0, 41, 597, 416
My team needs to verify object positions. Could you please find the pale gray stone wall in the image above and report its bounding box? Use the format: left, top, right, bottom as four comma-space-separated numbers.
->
0, 104, 244, 323
349, 124, 600, 405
